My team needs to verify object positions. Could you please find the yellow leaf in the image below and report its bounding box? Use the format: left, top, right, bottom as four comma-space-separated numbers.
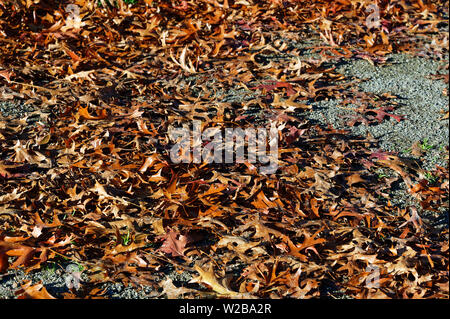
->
191, 264, 239, 296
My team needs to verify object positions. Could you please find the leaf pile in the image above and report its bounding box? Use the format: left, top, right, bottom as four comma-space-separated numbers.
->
0, 0, 448, 298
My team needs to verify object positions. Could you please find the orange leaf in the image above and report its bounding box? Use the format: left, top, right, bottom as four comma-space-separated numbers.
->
310, 198, 320, 217
64, 48, 81, 61
16, 281, 56, 299
78, 106, 107, 120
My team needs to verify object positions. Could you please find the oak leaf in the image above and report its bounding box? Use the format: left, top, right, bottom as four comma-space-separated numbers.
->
158, 229, 188, 257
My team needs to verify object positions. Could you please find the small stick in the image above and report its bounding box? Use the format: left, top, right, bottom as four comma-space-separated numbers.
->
9, 81, 58, 94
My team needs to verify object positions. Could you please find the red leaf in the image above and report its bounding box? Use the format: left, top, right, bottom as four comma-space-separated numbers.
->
369, 150, 395, 160
158, 230, 188, 257
252, 81, 296, 97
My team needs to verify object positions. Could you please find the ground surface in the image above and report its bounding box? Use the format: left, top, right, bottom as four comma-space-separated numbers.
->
0, 0, 448, 299
1, 51, 448, 299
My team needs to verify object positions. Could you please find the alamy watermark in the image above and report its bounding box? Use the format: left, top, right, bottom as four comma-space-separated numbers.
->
168, 121, 280, 174
365, 3, 381, 29
64, 263, 82, 290
365, 264, 380, 289
62, 4, 83, 31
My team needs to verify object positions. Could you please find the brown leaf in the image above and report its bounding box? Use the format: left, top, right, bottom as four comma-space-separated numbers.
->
346, 173, 365, 186
411, 141, 424, 157
15, 281, 56, 299
161, 278, 194, 299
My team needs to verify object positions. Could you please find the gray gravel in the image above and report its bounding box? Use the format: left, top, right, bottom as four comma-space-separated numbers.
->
307, 53, 449, 171
305, 53, 449, 242
0, 100, 35, 118
0, 262, 88, 299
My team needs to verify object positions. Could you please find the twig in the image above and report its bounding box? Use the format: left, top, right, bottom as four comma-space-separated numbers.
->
9, 81, 58, 94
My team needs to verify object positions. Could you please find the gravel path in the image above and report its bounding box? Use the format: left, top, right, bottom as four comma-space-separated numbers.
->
308, 53, 449, 171
0, 52, 448, 299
